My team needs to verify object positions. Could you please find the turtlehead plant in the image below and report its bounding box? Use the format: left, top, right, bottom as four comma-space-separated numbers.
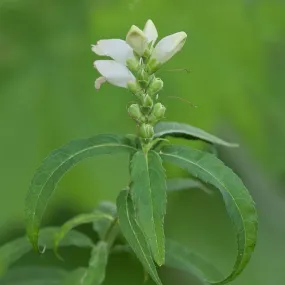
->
0, 20, 257, 285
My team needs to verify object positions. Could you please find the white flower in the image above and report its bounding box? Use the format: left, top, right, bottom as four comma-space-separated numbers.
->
92, 19, 187, 89
143, 19, 158, 45
92, 39, 134, 65
126, 25, 148, 56
151, 32, 187, 64
126, 20, 158, 55
125, 19, 186, 65
92, 39, 137, 89
94, 60, 136, 90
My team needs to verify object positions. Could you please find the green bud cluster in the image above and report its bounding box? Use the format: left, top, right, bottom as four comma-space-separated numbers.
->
127, 48, 166, 147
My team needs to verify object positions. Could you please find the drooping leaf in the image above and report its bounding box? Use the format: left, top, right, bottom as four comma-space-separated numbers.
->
165, 239, 224, 284
62, 268, 86, 285
116, 190, 162, 285
54, 213, 113, 255
25, 134, 136, 252
166, 178, 211, 194
130, 150, 167, 266
160, 145, 258, 284
154, 121, 238, 147
0, 227, 93, 276
80, 241, 109, 285
93, 201, 117, 240
0, 266, 66, 285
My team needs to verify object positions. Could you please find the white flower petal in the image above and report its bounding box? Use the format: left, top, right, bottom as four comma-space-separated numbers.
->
143, 19, 158, 45
94, 60, 135, 88
151, 32, 187, 64
95, 76, 107, 90
126, 25, 147, 56
91, 39, 134, 64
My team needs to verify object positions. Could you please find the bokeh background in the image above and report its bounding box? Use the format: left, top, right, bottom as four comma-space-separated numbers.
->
1, 0, 285, 284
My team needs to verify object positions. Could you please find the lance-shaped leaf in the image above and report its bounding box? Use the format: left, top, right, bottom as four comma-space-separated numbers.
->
117, 190, 162, 285
130, 150, 167, 266
0, 227, 92, 276
93, 201, 117, 240
160, 145, 258, 284
0, 266, 66, 285
154, 121, 238, 147
80, 241, 109, 285
165, 239, 224, 284
167, 178, 211, 194
54, 213, 113, 255
25, 134, 136, 251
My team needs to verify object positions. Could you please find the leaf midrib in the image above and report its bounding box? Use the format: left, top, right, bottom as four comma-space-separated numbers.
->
143, 152, 160, 259
124, 195, 160, 285
161, 151, 247, 278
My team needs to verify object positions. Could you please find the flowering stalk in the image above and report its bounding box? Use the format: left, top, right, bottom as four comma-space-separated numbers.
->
126, 57, 165, 151
92, 20, 187, 152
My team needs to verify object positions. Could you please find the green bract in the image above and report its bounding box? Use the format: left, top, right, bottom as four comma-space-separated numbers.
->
0, 19, 258, 285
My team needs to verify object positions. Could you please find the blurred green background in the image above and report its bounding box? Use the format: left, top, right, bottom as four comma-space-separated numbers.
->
1, 0, 285, 284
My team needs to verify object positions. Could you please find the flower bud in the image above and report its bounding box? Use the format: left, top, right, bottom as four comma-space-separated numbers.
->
153, 103, 166, 119
126, 25, 147, 56
149, 103, 166, 123
127, 81, 141, 95
142, 94, 153, 108
146, 58, 161, 74
139, 123, 154, 139
148, 78, 163, 96
126, 58, 140, 74
128, 104, 145, 122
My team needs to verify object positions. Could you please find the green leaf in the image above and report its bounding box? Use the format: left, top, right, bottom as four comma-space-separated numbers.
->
0, 266, 66, 285
62, 268, 86, 285
54, 213, 113, 255
93, 201, 117, 240
166, 178, 211, 194
165, 239, 224, 284
0, 227, 93, 276
130, 150, 167, 266
80, 241, 109, 285
160, 145, 258, 284
154, 121, 238, 147
117, 190, 162, 285
25, 134, 136, 252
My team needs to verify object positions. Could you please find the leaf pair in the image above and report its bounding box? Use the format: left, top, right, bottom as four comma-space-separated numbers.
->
22, 121, 258, 285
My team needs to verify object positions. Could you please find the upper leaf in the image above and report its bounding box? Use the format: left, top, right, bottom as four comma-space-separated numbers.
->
80, 241, 109, 285
130, 150, 167, 265
160, 145, 258, 284
25, 134, 136, 252
166, 178, 211, 194
0, 227, 93, 277
0, 266, 66, 285
116, 190, 162, 285
165, 239, 224, 284
154, 121, 238, 147
54, 213, 113, 255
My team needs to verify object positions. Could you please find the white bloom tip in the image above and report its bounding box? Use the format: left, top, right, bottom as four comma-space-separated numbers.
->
126, 25, 147, 56
143, 19, 158, 45
95, 76, 107, 90
151, 31, 188, 65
